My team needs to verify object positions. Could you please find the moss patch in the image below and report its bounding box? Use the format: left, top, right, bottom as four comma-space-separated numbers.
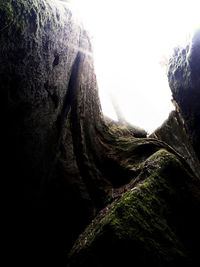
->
68, 149, 200, 266
0, 0, 68, 37
152, 111, 200, 178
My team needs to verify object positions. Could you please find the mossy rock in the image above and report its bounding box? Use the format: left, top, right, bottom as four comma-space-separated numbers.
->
68, 149, 200, 266
152, 110, 200, 179
0, 0, 72, 37
105, 117, 147, 138
2, 1, 200, 266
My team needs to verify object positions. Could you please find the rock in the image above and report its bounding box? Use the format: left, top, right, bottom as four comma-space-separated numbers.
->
108, 92, 147, 138
3, 0, 83, 202
105, 116, 147, 138
151, 110, 200, 179
2, 1, 200, 266
2, 0, 106, 207
68, 149, 200, 267
2, 0, 105, 265
168, 29, 200, 160
67, 28, 200, 266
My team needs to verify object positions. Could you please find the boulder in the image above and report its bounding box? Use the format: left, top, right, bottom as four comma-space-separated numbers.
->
68, 149, 200, 267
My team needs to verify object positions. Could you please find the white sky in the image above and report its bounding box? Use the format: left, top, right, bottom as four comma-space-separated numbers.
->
70, 0, 200, 134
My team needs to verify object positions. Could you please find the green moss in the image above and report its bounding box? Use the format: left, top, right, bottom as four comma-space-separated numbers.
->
99, 151, 182, 247
153, 111, 200, 179
0, 0, 64, 38
68, 149, 199, 266
0, 1, 13, 25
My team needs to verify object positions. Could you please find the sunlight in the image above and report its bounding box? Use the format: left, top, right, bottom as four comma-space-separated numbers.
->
70, 0, 200, 134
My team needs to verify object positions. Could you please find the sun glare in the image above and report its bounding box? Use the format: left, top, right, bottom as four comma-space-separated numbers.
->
70, 0, 200, 134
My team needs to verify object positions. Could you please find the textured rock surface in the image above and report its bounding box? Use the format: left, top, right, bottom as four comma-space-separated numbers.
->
152, 110, 200, 179
2, 0, 105, 265
3, 0, 95, 205
68, 149, 200, 267
67, 29, 200, 266
168, 29, 200, 160
2, 0, 200, 266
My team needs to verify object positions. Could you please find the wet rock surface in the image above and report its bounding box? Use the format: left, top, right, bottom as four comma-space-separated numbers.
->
2, 1, 200, 266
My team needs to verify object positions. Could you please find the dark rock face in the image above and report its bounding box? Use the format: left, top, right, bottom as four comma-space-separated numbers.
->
68, 150, 200, 267
152, 110, 200, 179
2, 1, 200, 266
168, 29, 200, 160
66, 30, 200, 266
3, 0, 91, 206
2, 0, 105, 265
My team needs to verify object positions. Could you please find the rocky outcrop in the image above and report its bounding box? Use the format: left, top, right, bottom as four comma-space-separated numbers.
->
151, 110, 200, 179
108, 93, 147, 138
168, 29, 200, 161
2, 0, 106, 264
2, 0, 200, 266
3, 0, 99, 206
105, 116, 147, 138
68, 149, 200, 267
67, 29, 200, 266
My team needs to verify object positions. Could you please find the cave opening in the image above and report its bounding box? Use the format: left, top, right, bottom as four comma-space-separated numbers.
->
67, 0, 199, 134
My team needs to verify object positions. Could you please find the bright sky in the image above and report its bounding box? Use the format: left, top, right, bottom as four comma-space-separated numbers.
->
69, 0, 200, 134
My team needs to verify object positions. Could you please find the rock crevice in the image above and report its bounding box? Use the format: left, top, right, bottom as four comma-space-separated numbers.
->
2, 1, 200, 266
